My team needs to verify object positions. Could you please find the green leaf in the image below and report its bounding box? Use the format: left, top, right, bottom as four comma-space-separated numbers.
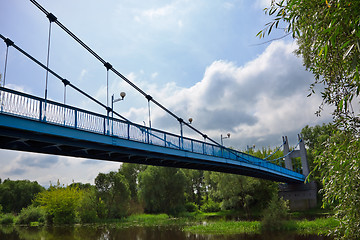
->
338, 99, 344, 111
340, 40, 351, 50
324, 44, 328, 58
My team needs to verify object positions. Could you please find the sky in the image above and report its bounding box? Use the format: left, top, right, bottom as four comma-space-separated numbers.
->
0, 0, 332, 187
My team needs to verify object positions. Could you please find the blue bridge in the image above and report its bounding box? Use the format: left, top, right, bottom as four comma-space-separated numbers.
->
0, 87, 305, 183
0, 1, 306, 184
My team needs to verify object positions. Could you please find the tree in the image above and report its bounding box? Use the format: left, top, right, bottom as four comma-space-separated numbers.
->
118, 163, 145, 201
77, 187, 101, 223
35, 182, 81, 224
259, 0, 360, 131
95, 171, 130, 218
260, 1, 360, 238
183, 169, 205, 206
138, 166, 186, 216
0, 179, 44, 213
301, 123, 335, 179
209, 172, 276, 215
315, 131, 360, 239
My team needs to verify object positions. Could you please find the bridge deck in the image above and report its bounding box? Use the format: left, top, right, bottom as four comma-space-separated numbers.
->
0, 87, 305, 183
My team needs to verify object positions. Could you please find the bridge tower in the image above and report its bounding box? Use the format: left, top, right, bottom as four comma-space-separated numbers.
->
278, 134, 317, 210
282, 134, 309, 176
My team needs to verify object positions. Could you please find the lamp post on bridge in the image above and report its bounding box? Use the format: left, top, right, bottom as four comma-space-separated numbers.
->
179, 117, 193, 149
111, 92, 126, 135
220, 133, 230, 146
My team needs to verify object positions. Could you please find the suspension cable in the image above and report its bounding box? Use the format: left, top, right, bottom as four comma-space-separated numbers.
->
268, 138, 303, 162
0, 34, 255, 165
263, 140, 286, 160
44, 13, 56, 101
146, 95, 152, 129
28, 0, 225, 147
26, 1, 261, 165
2, 38, 13, 87
0, 33, 129, 122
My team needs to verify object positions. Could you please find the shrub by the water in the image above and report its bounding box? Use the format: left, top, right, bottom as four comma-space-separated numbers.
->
17, 205, 46, 225
0, 214, 15, 225
185, 202, 199, 213
35, 183, 82, 224
200, 199, 221, 213
261, 194, 289, 231
77, 189, 99, 223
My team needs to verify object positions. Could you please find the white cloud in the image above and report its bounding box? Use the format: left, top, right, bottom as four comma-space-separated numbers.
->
0, 149, 120, 187
78, 69, 87, 82
126, 40, 331, 148
178, 20, 184, 28
151, 72, 159, 79
143, 4, 175, 19
224, 2, 235, 10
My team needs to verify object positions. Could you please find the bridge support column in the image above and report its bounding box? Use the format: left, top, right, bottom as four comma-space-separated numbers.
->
282, 134, 309, 176
282, 136, 293, 171
278, 182, 317, 210
280, 134, 315, 210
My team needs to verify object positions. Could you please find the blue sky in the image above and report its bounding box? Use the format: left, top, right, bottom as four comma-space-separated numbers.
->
0, 0, 331, 186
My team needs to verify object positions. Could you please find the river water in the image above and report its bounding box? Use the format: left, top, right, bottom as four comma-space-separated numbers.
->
0, 225, 333, 240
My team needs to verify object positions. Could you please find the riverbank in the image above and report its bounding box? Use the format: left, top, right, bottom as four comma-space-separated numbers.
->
104, 211, 338, 236
1, 210, 338, 236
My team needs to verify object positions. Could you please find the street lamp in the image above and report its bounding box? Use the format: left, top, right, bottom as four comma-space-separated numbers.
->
112, 92, 126, 115
179, 117, 193, 149
221, 133, 230, 146
110, 92, 126, 134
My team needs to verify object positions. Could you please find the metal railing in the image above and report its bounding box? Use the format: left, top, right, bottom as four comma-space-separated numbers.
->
0, 87, 304, 180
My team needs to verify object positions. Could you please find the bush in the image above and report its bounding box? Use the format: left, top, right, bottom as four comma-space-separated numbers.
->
200, 199, 221, 213
0, 214, 15, 225
261, 194, 289, 231
35, 183, 82, 224
168, 204, 186, 217
17, 205, 46, 225
77, 190, 99, 223
185, 202, 199, 213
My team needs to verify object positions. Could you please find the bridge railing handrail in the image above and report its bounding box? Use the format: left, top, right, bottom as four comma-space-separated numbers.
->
0, 87, 303, 179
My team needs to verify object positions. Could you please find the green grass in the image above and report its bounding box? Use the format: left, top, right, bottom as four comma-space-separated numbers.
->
110, 213, 189, 228
104, 211, 338, 236
184, 220, 260, 235
183, 217, 339, 235
290, 208, 333, 220
290, 217, 339, 235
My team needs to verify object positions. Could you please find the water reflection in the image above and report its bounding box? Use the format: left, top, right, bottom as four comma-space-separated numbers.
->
0, 225, 333, 240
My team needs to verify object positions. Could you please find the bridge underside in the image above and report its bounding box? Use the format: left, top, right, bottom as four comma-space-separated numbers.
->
0, 114, 304, 183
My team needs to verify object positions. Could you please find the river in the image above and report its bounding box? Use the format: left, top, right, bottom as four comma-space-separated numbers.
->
0, 225, 333, 240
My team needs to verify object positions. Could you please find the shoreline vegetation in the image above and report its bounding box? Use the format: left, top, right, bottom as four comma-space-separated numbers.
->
1, 211, 338, 236
115, 211, 338, 236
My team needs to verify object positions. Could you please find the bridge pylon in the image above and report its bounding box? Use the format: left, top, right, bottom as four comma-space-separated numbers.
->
282, 134, 309, 177
280, 134, 316, 210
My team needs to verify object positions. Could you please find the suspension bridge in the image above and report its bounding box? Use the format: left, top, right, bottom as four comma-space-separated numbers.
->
0, 0, 307, 184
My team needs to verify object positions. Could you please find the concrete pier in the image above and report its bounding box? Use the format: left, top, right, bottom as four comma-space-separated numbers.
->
279, 135, 317, 210
278, 181, 317, 210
